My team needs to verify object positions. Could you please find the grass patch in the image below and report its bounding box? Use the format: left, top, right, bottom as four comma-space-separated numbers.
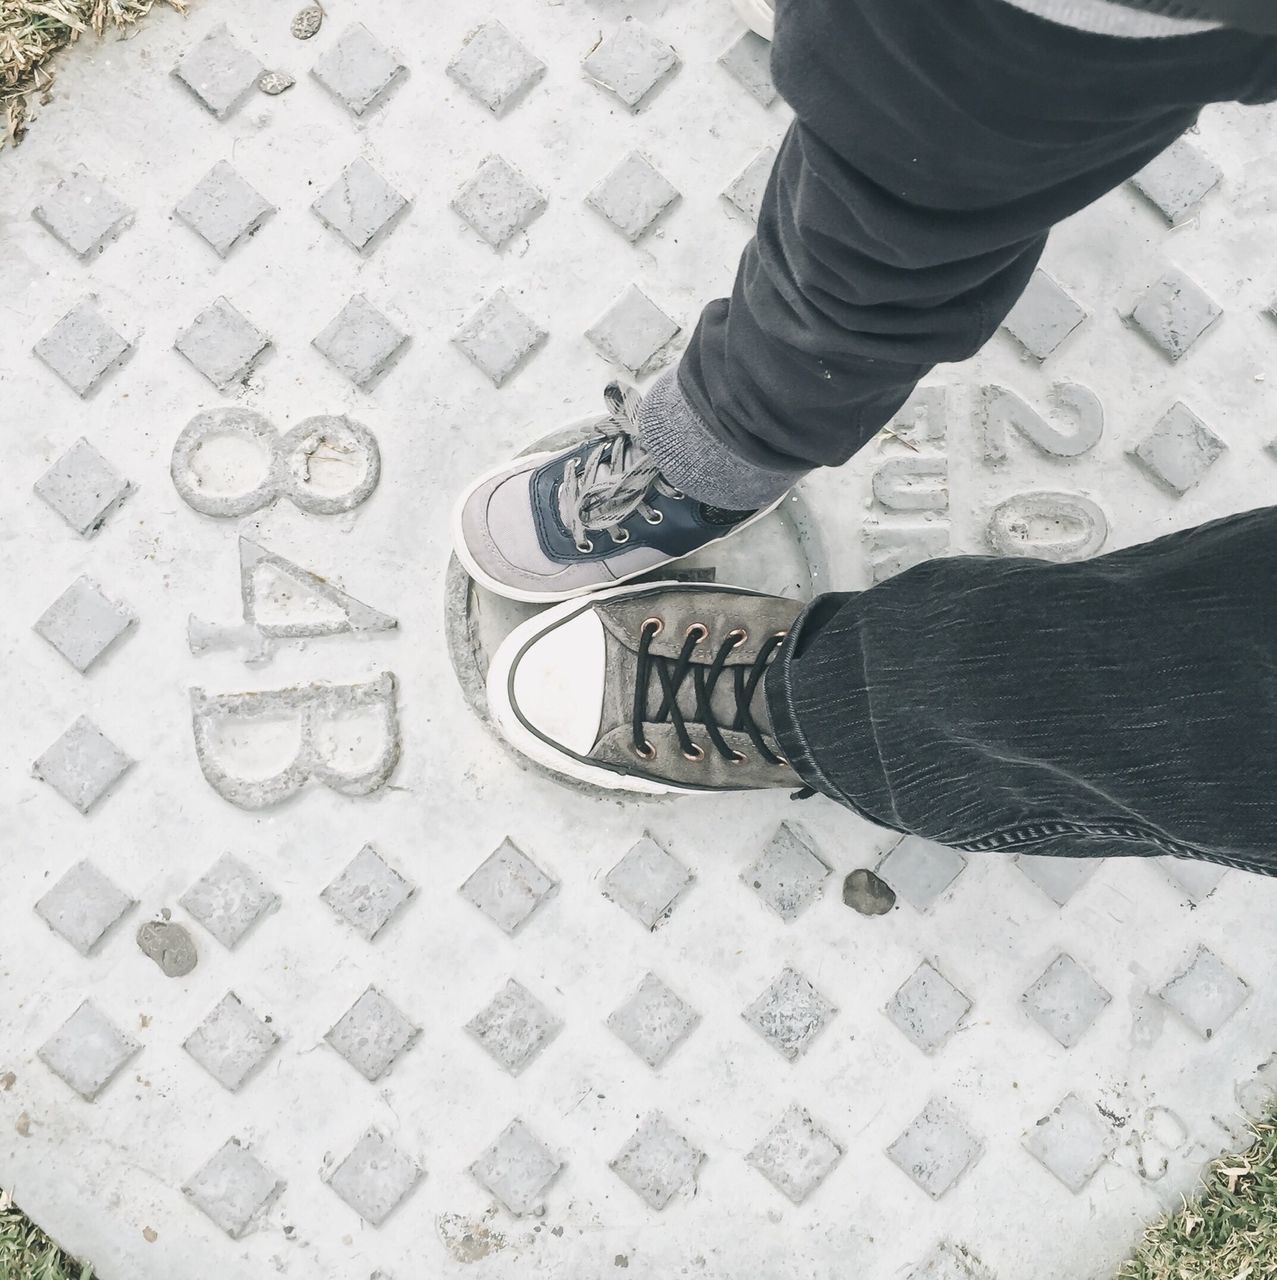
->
0, 1192, 91, 1280
1118, 1114, 1277, 1280
1, 0, 185, 148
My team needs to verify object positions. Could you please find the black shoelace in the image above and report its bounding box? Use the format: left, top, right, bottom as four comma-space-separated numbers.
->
631, 619, 787, 766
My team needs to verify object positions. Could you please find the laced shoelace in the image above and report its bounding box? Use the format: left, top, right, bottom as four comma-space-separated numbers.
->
558, 382, 683, 552
631, 618, 788, 767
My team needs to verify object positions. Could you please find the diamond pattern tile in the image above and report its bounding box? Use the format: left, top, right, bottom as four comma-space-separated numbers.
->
447, 21, 545, 116
607, 972, 700, 1068
32, 716, 131, 814
886, 961, 972, 1054
326, 1128, 421, 1225
723, 146, 777, 222
174, 161, 274, 258
470, 1119, 562, 1215
1022, 1094, 1115, 1193
312, 294, 408, 387
583, 18, 680, 109
34, 300, 132, 397
172, 24, 262, 119
1129, 401, 1226, 495
174, 297, 270, 390
1001, 269, 1087, 361
742, 822, 831, 922
33, 169, 132, 258
311, 158, 409, 253
311, 24, 407, 117
451, 155, 546, 249
1015, 854, 1101, 905
719, 31, 777, 106
38, 1001, 139, 1101
742, 968, 837, 1062
746, 1104, 843, 1204
183, 992, 280, 1091
609, 1113, 704, 1209
1021, 954, 1111, 1049
1158, 946, 1250, 1040
34, 860, 135, 956
465, 979, 561, 1075
182, 1139, 284, 1239
877, 837, 967, 912
459, 837, 556, 935
1131, 137, 1222, 222
887, 1100, 984, 1200
586, 151, 680, 242
321, 843, 415, 941
585, 284, 680, 374
33, 438, 131, 536
602, 834, 693, 929
1159, 856, 1228, 902
180, 854, 279, 950
325, 987, 420, 1081
33, 576, 134, 673
452, 290, 546, 387
1128, 268, 1223, 360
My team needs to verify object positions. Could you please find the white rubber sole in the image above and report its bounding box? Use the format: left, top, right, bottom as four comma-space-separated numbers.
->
451, 450, 785, 605
485, 581, 756, 795
732, 0, 774, 40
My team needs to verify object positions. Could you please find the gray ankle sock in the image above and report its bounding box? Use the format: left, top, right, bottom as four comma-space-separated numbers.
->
637, 368, 805, 509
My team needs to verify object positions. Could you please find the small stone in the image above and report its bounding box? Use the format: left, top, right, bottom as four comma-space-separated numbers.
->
258, 70, 295, 95
136, 919, 198, 977
842, 869, 895, 916
291, 5, 322, 39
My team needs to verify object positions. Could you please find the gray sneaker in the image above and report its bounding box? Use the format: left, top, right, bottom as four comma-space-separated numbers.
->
452, 383, 781, 603
486, 581, 804, 794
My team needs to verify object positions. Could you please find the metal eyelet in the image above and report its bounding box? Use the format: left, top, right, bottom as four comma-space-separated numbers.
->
642, 617, 664, 637
685, 623, 709, 643
729, 751, 748, 765
633, 740, 656, 761
774, 757, 790, 768
643, 509, 664, 525
610, 528, 630, 544
576, 538, 594, 553
726, 628, 748, 648
670, 489, 686, 500
773, 630, 788, 640
682, 743, 706, 762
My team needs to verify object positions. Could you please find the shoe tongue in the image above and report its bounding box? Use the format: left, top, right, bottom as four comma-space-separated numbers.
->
597, 626, 774, 747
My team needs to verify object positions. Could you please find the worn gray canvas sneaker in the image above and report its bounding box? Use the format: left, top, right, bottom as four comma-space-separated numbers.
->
486, 581, 805, 794
452, 383, 782, 603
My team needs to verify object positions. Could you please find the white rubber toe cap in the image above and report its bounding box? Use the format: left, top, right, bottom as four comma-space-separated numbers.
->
509, 609, 607, 755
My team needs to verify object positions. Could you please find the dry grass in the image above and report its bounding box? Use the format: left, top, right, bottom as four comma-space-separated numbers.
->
1118, 1116, 1277, 1280
0, 0, 185, 148
0, 1191, 90, 1280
